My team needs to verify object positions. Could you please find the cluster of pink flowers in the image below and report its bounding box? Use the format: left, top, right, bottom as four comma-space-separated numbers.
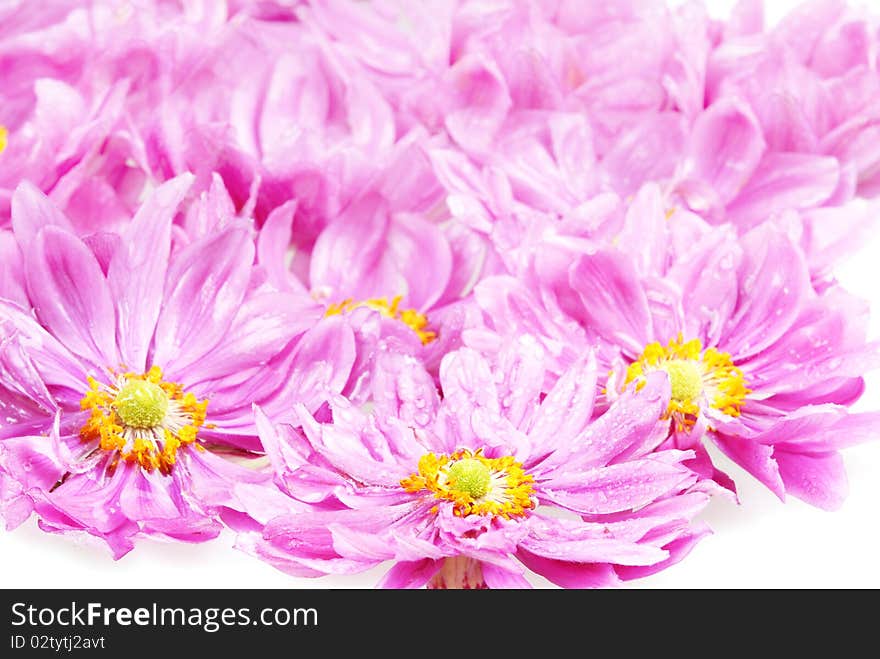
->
1, 0, 878, 589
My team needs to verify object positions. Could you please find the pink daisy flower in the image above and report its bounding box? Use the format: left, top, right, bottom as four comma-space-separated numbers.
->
470, 185, 880, 508
255, 141, 495, 399
241, 343, 710, 588
0, 175, 351, 557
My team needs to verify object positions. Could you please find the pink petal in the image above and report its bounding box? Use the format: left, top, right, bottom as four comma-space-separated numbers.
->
108, 174, 193, 372
669, 227, 742, 346
310, 192, 451, 310
268, 317, 356, 416
569, 250, 653, 354
254, 406, 309, 481
773, 0, 846, 63
710, 432, 785, 500
749, 406, 880, 454
377, 559, 441, 589
182, 448, 293, 524
25, 226, 118, 367
526, 351, 597, 456
10, 181, 73, 246
726, 154, 840, 230
775, 450, 848, 511
185, 291, 322, 385
537, 372, 670, 479
540, 455, 696, 515
603, 114, 687, 197
516, 549, 621, 588
811, 20, 871, 77
0, 230, 27, 306
482, 562, 532, 589
383, 214, 453, 311
616, 523, 712, 581
677, 97, 765, 206
309, 192, 390, 298
522, 516, 670, 566
44, 464, 132, 535
0, 300, 86, 391
119, 469, 181, 521
438, 347, 501, 431
371, 350, 440, 430
153, 226, 254, 375
721, 225, 810, 360
256, 199, 308, 294
444, 54, 512, 153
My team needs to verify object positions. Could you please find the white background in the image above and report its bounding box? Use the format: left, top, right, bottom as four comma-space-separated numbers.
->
2, 0, 879, 589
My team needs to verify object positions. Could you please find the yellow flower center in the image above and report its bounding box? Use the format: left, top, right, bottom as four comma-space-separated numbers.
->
114, 379, 169, 429
0, 125, 7, 154
625, 334, 749, 428
400, 449, 535, 519
662, 359, 704, 405
79, 366, 208, 475
446, 458, 491, 499
325, 295, 436, 345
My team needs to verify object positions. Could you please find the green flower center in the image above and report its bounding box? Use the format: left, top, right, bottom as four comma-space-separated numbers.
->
660, 359, 704, 404
446, 458, 492, 499
113, 379, 169, 429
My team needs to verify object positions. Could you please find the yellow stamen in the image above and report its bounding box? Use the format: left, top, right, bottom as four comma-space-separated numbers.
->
0, 125, 7, 154
79, 366, 208, 475
325, 295, 436, 345
401, 449, 535, 519
625, 333, 750, 429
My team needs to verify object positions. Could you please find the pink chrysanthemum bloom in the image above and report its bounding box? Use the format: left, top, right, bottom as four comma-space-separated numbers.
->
0, 175, 346, 557
300, 0, 710, 156
0, 1, 238, 228
470, 185, 880, 508
668, 93, 880, 282
664, 2, 880, 280
707, 0, 880, 198
241, 343, 710, 588
152, 4, 401, 238
255, 142, 494, 396
374, 1, 880, 283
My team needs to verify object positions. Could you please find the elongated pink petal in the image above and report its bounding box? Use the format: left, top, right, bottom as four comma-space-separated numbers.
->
371, 350, 440, 430
721, 225, 810, 360
25, 226, 118, 367
10, 181, 73, 246
0, 300, 86, 391
153, 226, 254, 375
516, 549, 621, 588
677, 97, 765, 206
256, 199, 307, 294
711, 431, 785, 500
569, 250, 653, 354
444, 54, 512, 153
108, 174, 193, 372
540, 453, 696, 515
527, 352, 597, 456
775, 450, 848, 511
727, 154, 840, 230
119, 469, 181, 521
